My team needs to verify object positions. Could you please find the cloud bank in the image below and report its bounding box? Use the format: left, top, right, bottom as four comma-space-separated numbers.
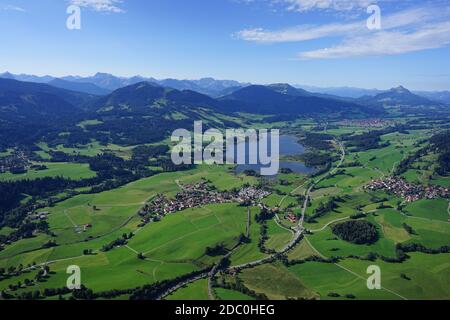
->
69, 0, 125, 13
236, 4, 450, 59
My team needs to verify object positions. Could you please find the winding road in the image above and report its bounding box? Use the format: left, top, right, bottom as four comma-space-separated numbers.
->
228, 139, 346, 270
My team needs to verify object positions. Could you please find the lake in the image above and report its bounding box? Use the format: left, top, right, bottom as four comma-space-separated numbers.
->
234, 135, 315, 176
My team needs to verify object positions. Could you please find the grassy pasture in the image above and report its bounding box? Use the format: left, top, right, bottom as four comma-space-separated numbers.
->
404, 199, 449, 222
240, 262, 317, 300
315, 167, 377, 193
265, 219, 292, 251
337, 253, 450, 300
0, 162, 96, 182
288, 261, 399, 300
128, 203, 247, 265
0, 166, 255, 272
166, 279, 210, 300
229, 210, 267, 266
306, 216, 397, 259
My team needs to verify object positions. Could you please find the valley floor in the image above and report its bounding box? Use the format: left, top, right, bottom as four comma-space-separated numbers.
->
0, 118, 449, 300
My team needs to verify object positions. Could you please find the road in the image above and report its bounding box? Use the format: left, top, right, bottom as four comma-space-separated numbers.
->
14, 140, 347, 298
229, 139, 346, 271
309, 216, 350, 233
448, 202, 450, 218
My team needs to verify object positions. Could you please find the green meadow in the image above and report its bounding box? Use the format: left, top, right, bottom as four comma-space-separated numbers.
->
0, 162, 96, 182
0, 122, 448, 300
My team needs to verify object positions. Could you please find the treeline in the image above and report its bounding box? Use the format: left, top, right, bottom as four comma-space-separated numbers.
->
3, 267, 212, 300
299, 153, 334, 167
129, 268, 210, 300
0, 145, 189, 247
255, 207, 276, 254
278, 253, 340, 267
305, 197, 340, 223
205, 243, 228, 257
430, 131, 450, 175
394, 130, 450, 176
301, 133, 333, 150
348, 243, 449, 264
100, 233, 133, 252
343, 130, 389, 151
394, 147, 428, 175
212, 277, 268, 300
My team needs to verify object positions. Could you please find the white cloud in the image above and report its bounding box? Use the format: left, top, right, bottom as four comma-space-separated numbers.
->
276, 0, 377, 12
2, 5, 26, 12
236, 6, 445, 43
69, 0, 125, 13
299, 21, 450, 59
235, 22, 362, 43
236, 5, 450, 59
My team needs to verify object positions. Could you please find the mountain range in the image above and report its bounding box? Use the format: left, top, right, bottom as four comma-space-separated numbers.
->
296, 85, 450, 104
0, 72, 249, 98
357, 86, 442, 108
2, 72, 449, 104
0, 77, 386, 148
1, 73, 449, 150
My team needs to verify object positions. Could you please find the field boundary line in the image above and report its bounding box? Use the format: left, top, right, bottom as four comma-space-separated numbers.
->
309, 216, 350, 233
142, 223, 222, 255
304, 237, 408, 300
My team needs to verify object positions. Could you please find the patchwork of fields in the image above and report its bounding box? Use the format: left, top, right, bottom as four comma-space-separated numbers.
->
0, 123, 449, 300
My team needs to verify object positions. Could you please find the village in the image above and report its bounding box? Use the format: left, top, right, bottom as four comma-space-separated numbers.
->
366, 176, 450, 202
0, 149, 31, 174
338, 118, 396, 128
138, 181, 271, 223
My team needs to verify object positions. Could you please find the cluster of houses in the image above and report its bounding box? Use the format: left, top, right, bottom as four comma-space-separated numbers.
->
339, 118, 395, 128
0, 150, 31, 174
138, 182, 271, 221
366, 176, 450, 202
27, 211, 49, 221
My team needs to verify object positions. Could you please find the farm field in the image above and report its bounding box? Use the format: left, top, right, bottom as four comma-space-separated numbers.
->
0, 162, 97, 182
166, 279, 209, 300
0, 119, 449, 301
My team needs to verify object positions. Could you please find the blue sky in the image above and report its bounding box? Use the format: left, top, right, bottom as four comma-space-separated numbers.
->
0, 0, 449, 90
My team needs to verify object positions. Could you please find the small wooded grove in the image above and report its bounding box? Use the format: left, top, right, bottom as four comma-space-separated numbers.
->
331, 220, 379, 245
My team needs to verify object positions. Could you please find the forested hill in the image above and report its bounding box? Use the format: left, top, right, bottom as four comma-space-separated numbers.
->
0, 78, 95, 112
219, 84, 382, 116
357, 86, 441, 107
0, 78, 386, 149
0, 78, 97, 149
89, 81, 220, 112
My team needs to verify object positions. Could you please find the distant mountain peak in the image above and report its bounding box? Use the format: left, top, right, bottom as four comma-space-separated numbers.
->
134, 81, 161, 89
0, 71, 14, 79
268, 83, 310, 96
93, 72, 118, 79
391, 85, 410, 94
269, 83, 295, 89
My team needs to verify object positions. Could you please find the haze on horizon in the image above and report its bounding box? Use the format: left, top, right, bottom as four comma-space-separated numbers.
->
0, 0, 449, 91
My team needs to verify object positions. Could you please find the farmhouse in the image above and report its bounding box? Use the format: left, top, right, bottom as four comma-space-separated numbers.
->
286, 213, 297, 223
